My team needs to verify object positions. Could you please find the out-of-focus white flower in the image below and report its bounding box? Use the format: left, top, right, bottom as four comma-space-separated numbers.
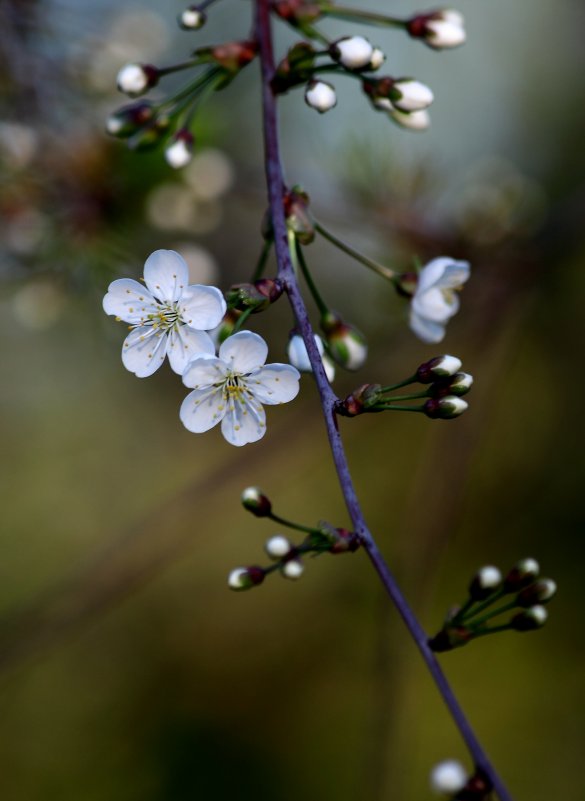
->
430, 760, 468, 796
409, 257, 470, 343
0, 121, 38, 168
304, 80, 337, 113
424, 10, 466, 49
103, 249, 226, 377
116, 63, 157, 96
389, 108, 431, 131
179, 6, 206, 29
265, 535, 291, 559
287, 334, 335, 383
332, 36, 374, 69
180, 331, 300, 446
165, 131, 194, 169
282, 559, 304, 580
12, 280, 66, 331
391, 79, 434, 112
184, 148, 234, 201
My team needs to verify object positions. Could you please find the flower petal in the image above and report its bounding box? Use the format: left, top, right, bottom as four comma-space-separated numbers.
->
122, 326, 168, 377
437, 260, 470, 289
143, 249, 189, 302
416, 257, 453, 293
182, 355, 228, 389
180, 386, 226, 433
248, 364, 300, 405
221, 393, 266, 447
412, 287, 458, 323
167, 327, 215, 375
103, 279, 158, 324
219, 331, 268, 374
409, 310, 446, 343
179, 285, 227, 331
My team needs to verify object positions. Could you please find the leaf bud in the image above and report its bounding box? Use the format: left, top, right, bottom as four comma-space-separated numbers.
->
469, 565, 502, 601
517, 578, 557, 607
305, 80, 337, 113
265, 535, 292, 560
503, 557, 540, 591
321, 312, 367, 371
329, 527, 360, 554
337, 384, 383, 417
284, 186, 314, 244
282, 559, 304, 580
511, 605, 548, 631
228, 566, 265, 591
272, 42, 316, 92
200, 39, 258, 73
164, 130, 194, 169
241, 486, 272, 517
428, 626, 472, 652
330, 36, 374, 70
424, 395, 468, 419
272, 0, 322, 25
178, 6, 207, 29
417, 355, 463, 382
116, 63, 159, 97
106, 101, 156, 138
407, 10, 466, 50
227, 279, 282, 312
430, 759, 468, 796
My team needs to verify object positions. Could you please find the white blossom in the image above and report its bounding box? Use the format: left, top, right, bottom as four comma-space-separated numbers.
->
430, 760, 468, 796
389, 108, 431, 131
332, 36, 374, 70
392, 79, 434, 112
180, 331, 300, 446
116, 63, 154, 96
425, 11, 466, 49
410, 257, 470, 343
103, 249, 226, 377
304, 81, 337, 113
287, 334, 335, 382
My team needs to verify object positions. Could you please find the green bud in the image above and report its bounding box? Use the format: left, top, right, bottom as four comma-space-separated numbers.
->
423, 395, 468, 419
321, 312, 367, 371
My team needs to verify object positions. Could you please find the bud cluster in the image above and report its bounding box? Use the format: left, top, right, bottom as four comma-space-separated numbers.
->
337, 355, 472, 419
228, 488, 360, 591
429, 558, 557, 652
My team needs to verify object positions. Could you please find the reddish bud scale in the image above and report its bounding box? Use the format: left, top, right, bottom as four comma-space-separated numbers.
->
330, 528, 361, 554
271, 0, 322, 24
504, 566, 539, 592
210, 40, 258, 72
394, 271, 418, 298
362, 76, 395, 100
246, 566, 266, 586
456, 771, 493, 801
254, 278, 283, 304
406, 16, 429, 39
428, 626, 472, 652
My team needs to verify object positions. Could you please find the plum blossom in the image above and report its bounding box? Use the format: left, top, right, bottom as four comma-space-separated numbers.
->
180, 331, 300, 446
409, 257, 470, 343
103, 249, 226, 377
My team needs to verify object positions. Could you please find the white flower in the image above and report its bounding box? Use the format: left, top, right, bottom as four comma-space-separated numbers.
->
389, 108, 430, 131
392, 79, 434, 112
165, 132, 194, 169
116, 63, 155, 96
430, 760, 468, 796
425, 10, 466, 49
332, 36, 374, 70
103, 249, 226, 377
409, 257, 470, 343
287, 334, 335, 382
180, 331, 300, 446
282, 559, 304, 580
304, 81, 337, 113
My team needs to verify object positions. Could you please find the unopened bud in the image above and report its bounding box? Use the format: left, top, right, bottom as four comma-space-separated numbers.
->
330, 36, 374, 70
469, 565, 502, 601
241, 486, 272, 517
504, 558, 540, 591
227, 279, 282, 313
430, 760, 468, 796
305, 80, 337, 113
417, 355, 463, 382
517, 579, 557, 607
116, 63, 158, 97
282, 559, 304, 580
424, 395, 468, 419
408, 10, 466, 50
337, 383, 383, 417
228, 566, 265, 591
178, 6, 207, 29
391, 79, 434, 112
390, 108, 431, 131
106, 101, 156, 138
430, 371, 474, 398
284, 186, 314, 244
369, 47, 386, 70
265, 535, 292, 560
212, 309, 240, 345
511, 605, 548, 631
165, 130, 194, 169
287, 334, 336, 382
428, 626, 472, 652
203, 39, 258, 73
272, 0, 322, 24
330, 528, 361, 554
321, 312, 367, 371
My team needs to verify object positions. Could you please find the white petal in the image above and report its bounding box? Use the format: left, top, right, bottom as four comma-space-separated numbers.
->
437, 260, 470, 289
413, 287, 457, 322
143, 249, 189, 302
167, 327, 215, 375
221, 393, 266, 447
409, 310, 446, 343
182, 355, 228, 389
416, 258, 452, 293
219, 331, 268, 374
179, 285, 226, 330
180, 386, 226, 433
249, 364, 300, 405
122, 326, 168, 377
103, 279, 158, 324
287, 334, 325, 372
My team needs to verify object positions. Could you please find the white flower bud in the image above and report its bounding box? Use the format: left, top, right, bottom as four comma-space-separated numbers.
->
373, 97, 394, 112
332, 36, 374, 70
424, 395, 468, 419
228, 566, 265, 591
477, 566, 502, 589
369, 47, 386, 70
417, 355, 463, 381
430, 760, 468, 796
512, 604, 548, 631
425, 11, 466, 49
449, 372, 474, 395
287, 334, 335, 382
179, 6, 206, 29
265, 535, 291, 559
282, 559, 304, 580
241, 486, 272, 516
165, 131, 194, 169
116, 63, 157, 97
304, 80, 337, 113
391, 79, 434, 112
517, 578, 557, 606
389, 108, 430, 131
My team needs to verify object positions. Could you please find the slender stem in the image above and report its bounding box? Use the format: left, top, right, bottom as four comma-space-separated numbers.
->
252, 238, 273, 281
158, 58, 202, 77
254, 3, 513, 800
268, 512, 320, 536
315, 221, 396, 281
450, 596, 477, 623
465, 601, 518, 628
459, 587, 507, 621
292, 236, 330, 316
319, 5, 407, 28
379, 391, 429, 402
231, 307, 253, 333
379, 375, 418, 392
373, 404, 424, 413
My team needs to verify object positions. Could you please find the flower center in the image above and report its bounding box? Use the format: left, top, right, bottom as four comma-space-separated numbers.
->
224, 373, 246, 402
146, 301, 181, 332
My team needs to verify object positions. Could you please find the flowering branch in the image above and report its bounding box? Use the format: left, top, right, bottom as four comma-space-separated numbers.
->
254, 1, 513, 799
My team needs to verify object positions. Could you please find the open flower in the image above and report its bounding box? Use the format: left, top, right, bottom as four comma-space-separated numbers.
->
180, 331, 300, 446
409, 257, 470, 343
103, 249, 226, 377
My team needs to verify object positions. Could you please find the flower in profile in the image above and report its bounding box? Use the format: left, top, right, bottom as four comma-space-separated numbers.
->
103, 249, 226, 377
409, 257, 470, 343
180, 331, 300, 446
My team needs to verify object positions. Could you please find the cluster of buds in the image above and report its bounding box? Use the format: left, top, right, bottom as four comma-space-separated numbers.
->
228, 488, 361, 591
363, 75, 434, 131
337, 355, 472, 419
429, 558, 557, 652
226, 278, 284, 313
430, 761, 492, 800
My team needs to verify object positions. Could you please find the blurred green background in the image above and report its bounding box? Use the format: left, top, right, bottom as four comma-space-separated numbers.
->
1, 1, 584, 799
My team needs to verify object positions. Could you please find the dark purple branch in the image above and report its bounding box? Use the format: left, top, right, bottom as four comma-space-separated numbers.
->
253, 2, 513, 800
